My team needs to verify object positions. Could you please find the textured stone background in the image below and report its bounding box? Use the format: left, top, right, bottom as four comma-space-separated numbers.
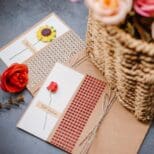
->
0, 0, 153, 154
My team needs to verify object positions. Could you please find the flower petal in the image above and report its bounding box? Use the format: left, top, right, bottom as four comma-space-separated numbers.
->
152, 22, 154, 39
93, 1, 129, 25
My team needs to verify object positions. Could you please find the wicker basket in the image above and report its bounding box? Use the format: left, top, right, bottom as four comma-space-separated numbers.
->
86, 11, 154, 122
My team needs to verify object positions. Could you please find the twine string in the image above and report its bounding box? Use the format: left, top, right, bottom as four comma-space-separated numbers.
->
79, 89, 116, 154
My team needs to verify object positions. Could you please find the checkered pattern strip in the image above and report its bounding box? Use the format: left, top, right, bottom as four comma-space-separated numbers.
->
50, 75, 106, 153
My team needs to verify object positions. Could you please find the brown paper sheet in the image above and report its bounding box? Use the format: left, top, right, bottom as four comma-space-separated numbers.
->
66, 51, 150, 154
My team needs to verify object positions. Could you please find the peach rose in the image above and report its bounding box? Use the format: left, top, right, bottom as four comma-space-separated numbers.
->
85, 0, 133, 25
134, 0, 154, 17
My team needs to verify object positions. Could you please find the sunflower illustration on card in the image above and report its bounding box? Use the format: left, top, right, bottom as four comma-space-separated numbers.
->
36, 25, 56, 42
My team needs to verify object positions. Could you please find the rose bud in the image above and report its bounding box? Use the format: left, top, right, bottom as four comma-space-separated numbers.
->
47, 81, 58, 93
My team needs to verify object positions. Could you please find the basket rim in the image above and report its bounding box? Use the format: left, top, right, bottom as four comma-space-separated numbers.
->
105, 25, 154, 55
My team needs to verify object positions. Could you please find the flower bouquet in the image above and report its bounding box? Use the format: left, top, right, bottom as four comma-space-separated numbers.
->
85, 0, 154, 122
85, 0, 154, 42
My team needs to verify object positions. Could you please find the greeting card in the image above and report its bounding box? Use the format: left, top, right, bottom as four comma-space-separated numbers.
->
17, 63, 109, 154
0, 13, 69, 66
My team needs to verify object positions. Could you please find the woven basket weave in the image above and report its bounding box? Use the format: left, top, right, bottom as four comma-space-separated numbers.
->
86, 11, 154, 122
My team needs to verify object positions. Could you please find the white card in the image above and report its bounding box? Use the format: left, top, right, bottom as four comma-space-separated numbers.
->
0, 13, 70, 66
17, 63, 84, 141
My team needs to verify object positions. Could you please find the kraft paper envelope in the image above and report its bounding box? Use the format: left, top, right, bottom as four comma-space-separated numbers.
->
66, 51, 150, 154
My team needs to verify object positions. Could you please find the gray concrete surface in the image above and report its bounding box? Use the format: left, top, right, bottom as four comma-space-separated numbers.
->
0, 0, 153, 154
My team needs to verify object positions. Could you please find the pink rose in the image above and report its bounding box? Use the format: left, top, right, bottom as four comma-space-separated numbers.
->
85, 0, 133, 25
152, 22, 154, 39
134, 0, 154, 17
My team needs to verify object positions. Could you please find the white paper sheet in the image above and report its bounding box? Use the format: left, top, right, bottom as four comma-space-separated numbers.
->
17, 63, 84, 141
0, 13, 70, 66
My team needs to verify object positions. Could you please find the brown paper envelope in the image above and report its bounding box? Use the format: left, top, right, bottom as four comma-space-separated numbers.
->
66, 51, 150, 154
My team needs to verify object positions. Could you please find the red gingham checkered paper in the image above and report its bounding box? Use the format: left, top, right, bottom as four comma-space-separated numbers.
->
50, 75, 106, 153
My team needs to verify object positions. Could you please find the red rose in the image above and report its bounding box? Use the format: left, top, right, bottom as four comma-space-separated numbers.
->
0, 63, 28, 93
47, 81, 58, 93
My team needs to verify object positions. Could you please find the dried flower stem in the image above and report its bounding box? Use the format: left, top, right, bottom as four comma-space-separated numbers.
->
0, 94, 25, 110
